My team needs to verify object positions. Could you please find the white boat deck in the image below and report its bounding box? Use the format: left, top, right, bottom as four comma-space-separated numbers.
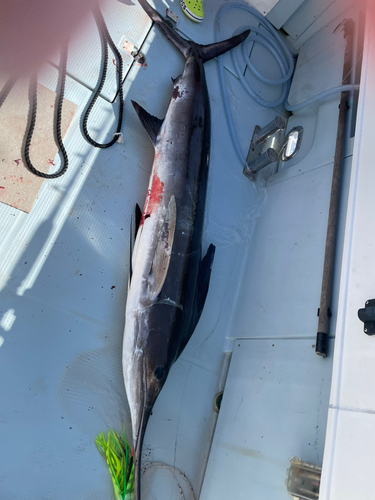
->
0, 0, 370, 499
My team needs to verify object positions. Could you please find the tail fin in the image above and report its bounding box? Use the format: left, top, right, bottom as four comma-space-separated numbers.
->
138, 0, 250, 61
192, 31, 250, 63
138, 0, 191, 57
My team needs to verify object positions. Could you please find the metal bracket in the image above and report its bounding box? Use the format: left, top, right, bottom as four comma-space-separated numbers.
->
122, 39, 146, 64
166, 9, 179, 24
244, 116, 286, 181
358, 299, 375, 335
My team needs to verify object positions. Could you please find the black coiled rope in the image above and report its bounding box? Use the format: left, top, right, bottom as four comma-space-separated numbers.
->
24, 45, 69, 179
0, 7, 124, 179
82, 6, 124, 148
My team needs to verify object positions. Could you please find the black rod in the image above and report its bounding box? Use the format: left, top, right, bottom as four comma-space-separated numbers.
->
316, 19, 354, 357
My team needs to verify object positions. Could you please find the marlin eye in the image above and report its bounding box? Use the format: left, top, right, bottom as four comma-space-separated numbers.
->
153, 366, 166, 380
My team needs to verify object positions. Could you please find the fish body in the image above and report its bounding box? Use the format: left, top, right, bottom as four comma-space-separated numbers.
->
123, 2, 249, 498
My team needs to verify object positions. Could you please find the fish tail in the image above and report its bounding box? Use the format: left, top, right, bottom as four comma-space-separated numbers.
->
95, 429, 134, 500
138, 0, 191, 57
193, 30, 251, 63
138, 0, 250, 62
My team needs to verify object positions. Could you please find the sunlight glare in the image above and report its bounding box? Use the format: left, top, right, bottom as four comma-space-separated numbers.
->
0, 309, 16, 332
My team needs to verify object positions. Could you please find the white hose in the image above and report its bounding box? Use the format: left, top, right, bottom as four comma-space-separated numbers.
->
141, 462, 196, 500
215, 3, 359, 167
284, 83, 359, 111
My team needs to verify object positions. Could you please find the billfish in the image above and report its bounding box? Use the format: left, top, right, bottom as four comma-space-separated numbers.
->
123, 1, 249, 498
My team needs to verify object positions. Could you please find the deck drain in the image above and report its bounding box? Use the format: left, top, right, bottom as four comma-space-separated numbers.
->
213, 391, 223, 413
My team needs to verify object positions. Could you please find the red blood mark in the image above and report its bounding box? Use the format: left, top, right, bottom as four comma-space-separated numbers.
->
139, 172, 164, 226
50, 105, 54, 108
0, 186, 4, 189
172, 86, 180, 99
47, 159, 55, 165
14, 159, 21, 166
112, 59, 116, 66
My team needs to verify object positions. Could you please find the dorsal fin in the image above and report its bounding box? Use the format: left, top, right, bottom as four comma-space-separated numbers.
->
149, 195, 176, 297
171, 75, 181, 85
131, 100, 163, 147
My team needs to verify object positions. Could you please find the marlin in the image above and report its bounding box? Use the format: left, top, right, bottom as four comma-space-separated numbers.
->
123, 2, 249, 498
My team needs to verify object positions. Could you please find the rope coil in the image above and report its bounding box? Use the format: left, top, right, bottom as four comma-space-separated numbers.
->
24, 45, 69, 179
82, 5, 124, 149
0, 6, 124, 179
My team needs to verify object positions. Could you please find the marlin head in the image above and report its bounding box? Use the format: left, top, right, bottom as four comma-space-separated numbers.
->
131, 352, 167, 500
124, 303, 183, 500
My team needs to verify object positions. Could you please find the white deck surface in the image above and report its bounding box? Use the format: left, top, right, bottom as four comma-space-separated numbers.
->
0, 0, 366, 499
200, 339, 334, 500
319, 3, 375, 499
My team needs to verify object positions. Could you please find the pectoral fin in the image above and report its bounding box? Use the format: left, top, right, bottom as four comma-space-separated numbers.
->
149, 195, 177, 296
129, 203, 142, 286
196, 243, 216, 320
176, 244, 216, 360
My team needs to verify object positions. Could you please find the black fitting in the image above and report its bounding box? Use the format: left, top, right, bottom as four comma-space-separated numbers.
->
315, 332, 328, 357
358, 299, 375, 335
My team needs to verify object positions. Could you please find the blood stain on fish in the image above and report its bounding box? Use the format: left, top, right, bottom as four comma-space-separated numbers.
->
140, 173, 164, 226
172, 86, 180, 99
